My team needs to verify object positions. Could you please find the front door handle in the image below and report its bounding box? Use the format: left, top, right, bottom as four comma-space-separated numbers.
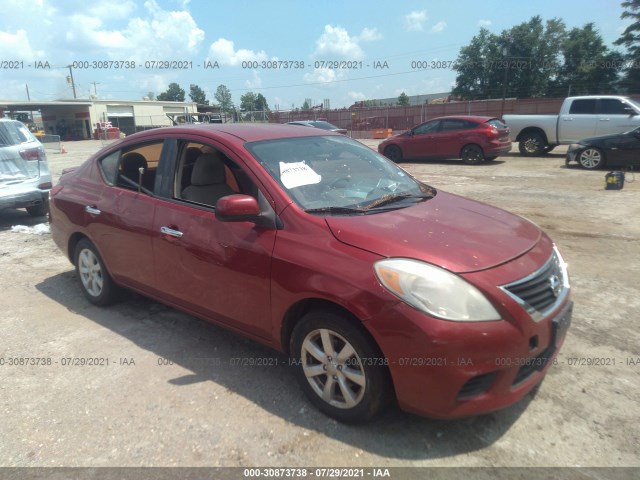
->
160, 226, 183, 238
84, 205, 101, 215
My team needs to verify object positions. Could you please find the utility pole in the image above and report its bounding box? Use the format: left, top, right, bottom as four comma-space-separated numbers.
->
90, 82, 100, 97
66, 65, 77, 99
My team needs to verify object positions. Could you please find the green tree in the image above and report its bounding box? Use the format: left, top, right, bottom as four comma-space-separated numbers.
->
551, 23, 623, 95
451, 28, 502, 99
615, 0, 640, 92
452, 17, 567, 99
255, 93, 270, 112
157, 83, 185, 102
189, 84, 208, 104
397, 92, 409, 105
214, 84, 233, 113
240, 92, 257, 111
302, 100, 310, 110
146, 91, 155, 101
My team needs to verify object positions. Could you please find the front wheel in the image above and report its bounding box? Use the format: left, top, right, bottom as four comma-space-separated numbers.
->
461, 144, 484, 165
578, 148, 605, 169
74, 238, 121, 306
290, 310, 392, 423
384, 145, 403, 163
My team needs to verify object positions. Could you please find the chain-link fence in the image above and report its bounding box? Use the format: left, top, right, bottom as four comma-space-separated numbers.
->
38, 134, 61, 153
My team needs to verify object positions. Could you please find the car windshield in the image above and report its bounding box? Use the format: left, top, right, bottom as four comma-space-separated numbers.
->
626, 98, 640, 110
246, 135, 435, 213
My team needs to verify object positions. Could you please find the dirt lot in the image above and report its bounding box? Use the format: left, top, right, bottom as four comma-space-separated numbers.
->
1, 138, 638, 470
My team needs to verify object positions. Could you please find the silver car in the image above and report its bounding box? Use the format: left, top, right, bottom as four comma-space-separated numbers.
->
0, 119, 52, 217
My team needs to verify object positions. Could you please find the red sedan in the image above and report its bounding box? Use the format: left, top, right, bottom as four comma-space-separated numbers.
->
49, 124, 571, 422
378, 115, 512, 164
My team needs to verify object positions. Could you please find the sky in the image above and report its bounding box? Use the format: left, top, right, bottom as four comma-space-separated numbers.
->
0, 0, 630, 109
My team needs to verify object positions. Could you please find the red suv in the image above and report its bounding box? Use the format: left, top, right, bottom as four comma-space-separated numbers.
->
50, 124, 570, 423
378, 115, 511, 164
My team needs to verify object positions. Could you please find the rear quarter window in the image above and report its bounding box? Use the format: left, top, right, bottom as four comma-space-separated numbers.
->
98, 151, 120, 184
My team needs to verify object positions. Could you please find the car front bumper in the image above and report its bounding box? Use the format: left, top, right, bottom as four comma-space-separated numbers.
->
364, 244, 572, 419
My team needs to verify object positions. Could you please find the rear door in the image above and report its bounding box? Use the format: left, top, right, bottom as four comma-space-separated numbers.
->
86, 141, 164, 293
150, 137, 277, 339
438, 119, 474, 158
560, 99, 598, 142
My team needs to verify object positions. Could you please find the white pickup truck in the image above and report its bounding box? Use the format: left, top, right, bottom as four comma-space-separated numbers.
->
503, 95, 640, 156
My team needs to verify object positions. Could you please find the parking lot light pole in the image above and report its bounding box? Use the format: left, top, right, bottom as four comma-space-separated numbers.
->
500, 46, 509, 118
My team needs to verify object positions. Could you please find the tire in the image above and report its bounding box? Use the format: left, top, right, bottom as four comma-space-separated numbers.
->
578, 148, 605, 170
461, 144, 484, 165
26, 200, 49, 217
384, 145, 403, 163
518, 132, 546, 156
74, 238, 120, 306
290, 310, 392, 423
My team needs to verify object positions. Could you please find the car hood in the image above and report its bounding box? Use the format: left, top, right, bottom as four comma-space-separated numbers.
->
324, 191, 541, 273
578, 132, 629, 144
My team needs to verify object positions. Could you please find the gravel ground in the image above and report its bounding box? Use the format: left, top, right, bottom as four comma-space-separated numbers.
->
0, 137, 638, 471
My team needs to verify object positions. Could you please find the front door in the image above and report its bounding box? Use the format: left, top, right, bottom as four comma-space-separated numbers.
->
151, 139, 276, 338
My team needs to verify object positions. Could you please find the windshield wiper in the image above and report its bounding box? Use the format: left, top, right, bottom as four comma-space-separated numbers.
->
364, 192, 432, 210
304, 206, 367, 215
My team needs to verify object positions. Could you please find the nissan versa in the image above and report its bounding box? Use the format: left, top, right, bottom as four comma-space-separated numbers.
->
49, 124, 572, 423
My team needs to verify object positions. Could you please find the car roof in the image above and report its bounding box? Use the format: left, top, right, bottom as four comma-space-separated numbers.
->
426, 115, 498, 122
124, 123, 337, 143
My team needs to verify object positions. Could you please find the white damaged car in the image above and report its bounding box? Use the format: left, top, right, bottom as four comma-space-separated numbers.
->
0, 119, 52, 217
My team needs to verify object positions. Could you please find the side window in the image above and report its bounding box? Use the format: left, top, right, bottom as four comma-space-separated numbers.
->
569, 99, 596, 114
98, 140, 163, 193
598, 99, 628, 115
441, 119, 469, 131
414, 121, 439, 135
175, 141, 253, 207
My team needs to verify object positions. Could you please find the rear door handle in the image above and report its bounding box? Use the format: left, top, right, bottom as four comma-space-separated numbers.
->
160, 226, 183, 238
599, 118, 610, 121
84, 205, 101, 215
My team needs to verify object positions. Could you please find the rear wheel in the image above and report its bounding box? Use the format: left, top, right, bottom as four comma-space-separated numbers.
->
578, 148, 605, 169
74, 239, 120, 306
384, 145, 403, 163
290, 310, 392, 423
461, 144, 484, 165
518, 132, 546, 156
26, 200, 49, 217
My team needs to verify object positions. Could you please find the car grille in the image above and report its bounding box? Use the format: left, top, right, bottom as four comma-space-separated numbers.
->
500, 247, 569, 321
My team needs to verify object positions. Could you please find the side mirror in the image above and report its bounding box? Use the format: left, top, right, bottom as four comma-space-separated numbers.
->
215, 194, 261, 222
406, 130, 414, 137
624, 107, 638, 116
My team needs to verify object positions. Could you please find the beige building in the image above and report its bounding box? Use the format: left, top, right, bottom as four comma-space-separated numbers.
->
0, 99, 198, 139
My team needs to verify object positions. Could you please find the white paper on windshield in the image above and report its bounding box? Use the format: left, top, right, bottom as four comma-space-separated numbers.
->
279, 161, 321, 189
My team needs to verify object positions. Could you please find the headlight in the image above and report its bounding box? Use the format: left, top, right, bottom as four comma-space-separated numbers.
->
568, 143, 584, 152
374, 259, 501, 321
